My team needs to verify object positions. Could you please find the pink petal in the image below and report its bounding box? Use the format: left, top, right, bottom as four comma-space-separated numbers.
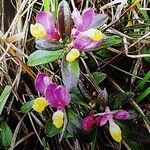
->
34, 73, 51, 93
113, 110, 129, 120
36, 11, 55, 35
54, 86, 70, 107
45, 83, 60, 107
73, 37, 92, 51
82, 8, 95, 31
105, 106, 111, 112
82, 116, 94, 131
100, 114, 113, 126
72, 9, 83, 31
46, 31, 60, 41
83, 40, 102, 50
95, 116, 102, 126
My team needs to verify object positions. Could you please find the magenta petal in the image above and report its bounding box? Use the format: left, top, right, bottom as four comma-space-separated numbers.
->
45, 83, 60, 107
73, 37, 92, 51
82, 116, 94, 131
46, 31, 60, 41
95, 116, 102, 126
82, 8, 95, 31
100, 114, 113, 126
113, 110, 129, 120
54, 86, 70, 107
34, 73, 51, 93
83, 40, 103, 50
36, 11, 55, 35
72, 9, 83, 31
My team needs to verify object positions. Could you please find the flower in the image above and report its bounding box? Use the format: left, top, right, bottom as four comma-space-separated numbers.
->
30, 11, 60, 41
32, 97, 48, 112
45, 83, 70, 128
45, 83, 70, 109
95, 106, 129, 142
71, 8, 104, 51
34, 73, 71, 128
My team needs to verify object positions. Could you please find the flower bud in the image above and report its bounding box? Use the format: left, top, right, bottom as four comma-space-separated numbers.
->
30, 23, 46, 38
32, 97, 48, 112
82, 116, 94, 132
66, 48, 80, 62
52, 110, 64, 128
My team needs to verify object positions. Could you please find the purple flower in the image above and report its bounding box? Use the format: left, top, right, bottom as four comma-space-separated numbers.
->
96, 106, 129, 126
34, 73, 70, 109
45, 83, 70, 109
34, 73, 71, 128
30, 11, 60, 41
71, 8, 104, 51
95, 106, 129, 142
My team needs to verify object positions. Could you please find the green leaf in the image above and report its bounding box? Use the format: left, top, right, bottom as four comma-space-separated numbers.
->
71, 90, 92, 110
109, 92, 134, 110
27, 50, 63, 66
63, 131, 74, 139
136, 87, 150, 103
20, 100, 33, 113
97, 49, 113, 58
35, 39, 64, 50
0, 121, 13, 147
61, 57, 80, 91
93, 35, 122, 52
134, 70, 150, 92
0, 86, 11, 115
44, 0, 50, 11
91, 72, 106, 84
67, 109, 82, 128
101, 35, 122, 48
45, 118, 61, 137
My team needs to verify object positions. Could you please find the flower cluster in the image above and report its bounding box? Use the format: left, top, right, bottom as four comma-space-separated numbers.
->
30, 8, 104, 62
82, 106, 129, 142
32, 73, 70, 128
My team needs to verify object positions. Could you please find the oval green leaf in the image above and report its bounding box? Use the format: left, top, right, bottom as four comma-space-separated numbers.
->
20, 100, 33, 113
0, 121, 13, 147
27, 50, 64, 66
45, 118, 61, 137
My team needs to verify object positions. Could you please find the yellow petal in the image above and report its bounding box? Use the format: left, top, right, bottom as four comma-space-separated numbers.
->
32, 97, 48, 112
109, 120, 122, 142
52, 110, 64, 128
30, 23, 46, 38
82, 28, 104, 41
66, 48, 80, 62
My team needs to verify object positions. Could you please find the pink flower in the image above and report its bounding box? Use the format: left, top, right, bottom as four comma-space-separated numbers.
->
83, 107, 129, 142
34, 73, 71, 128
95, 106, 129, 142
30, 11, 60, 41
45, 83, 70, 109
71, 8, 106, 51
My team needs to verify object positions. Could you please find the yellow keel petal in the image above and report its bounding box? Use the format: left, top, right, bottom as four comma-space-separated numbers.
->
109, 120, 122, 142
